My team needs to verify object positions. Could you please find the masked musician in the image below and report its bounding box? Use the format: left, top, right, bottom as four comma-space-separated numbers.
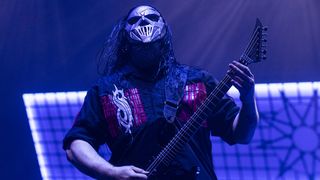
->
63, 5, 259, 180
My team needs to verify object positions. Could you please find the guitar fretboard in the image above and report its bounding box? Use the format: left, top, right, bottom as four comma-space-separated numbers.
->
146, 74, 233, 175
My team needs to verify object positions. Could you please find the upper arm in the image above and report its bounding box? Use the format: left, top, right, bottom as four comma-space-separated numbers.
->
63, 86, 109, 151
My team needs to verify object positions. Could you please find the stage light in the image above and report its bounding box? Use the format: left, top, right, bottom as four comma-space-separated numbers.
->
23, 82, 320, 179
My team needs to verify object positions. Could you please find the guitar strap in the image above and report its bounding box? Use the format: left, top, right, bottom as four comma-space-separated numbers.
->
163, 63, 188, 123
164, 64, 216, 179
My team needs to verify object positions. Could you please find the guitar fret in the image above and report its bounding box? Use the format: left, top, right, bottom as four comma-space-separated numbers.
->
200, 103, 212, 112
165, 145, 180, 160
166, 152, 175, 160
156, 151, 171, 165
192, 113, 206, 123
187, 120, 198, 129
206, 100, 217, 109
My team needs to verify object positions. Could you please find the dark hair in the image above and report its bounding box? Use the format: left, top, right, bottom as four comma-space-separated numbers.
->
97, 5, 176, 76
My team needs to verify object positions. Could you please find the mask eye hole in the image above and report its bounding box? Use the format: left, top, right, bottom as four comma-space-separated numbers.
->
127, 16, 140, 25
145, 14, 160, 22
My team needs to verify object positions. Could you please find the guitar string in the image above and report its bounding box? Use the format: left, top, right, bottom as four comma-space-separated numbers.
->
147, 32, 262, 174
240, 31, 260, 65
244, 26, 263, 58
158, 26, 262, 156
245, 35, 261, 63
147, 37, 261, 174
147, 72, 234, 172
147, 25, 263, 174
244, 26, 266, 62
245, 25, 260, 57
147, 75, 234, 172
242, 26, 261, 59
146, 75, 231, 173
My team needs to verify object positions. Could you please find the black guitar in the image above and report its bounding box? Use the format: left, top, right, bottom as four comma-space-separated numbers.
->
145, 18, 267, 177
113, 19, 267, 178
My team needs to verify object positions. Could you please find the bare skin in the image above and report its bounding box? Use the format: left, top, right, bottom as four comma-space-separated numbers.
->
228, 60, 259, 144
66, 140, 148, 179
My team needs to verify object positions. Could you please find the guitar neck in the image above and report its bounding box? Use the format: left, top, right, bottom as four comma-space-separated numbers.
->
146, 73, 233, 175
146, 18, 266, 177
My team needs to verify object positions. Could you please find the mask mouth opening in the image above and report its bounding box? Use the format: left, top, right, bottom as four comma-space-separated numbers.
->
127, 22, 164, 43
125, 7, 166, 43
134, 25, 154, 42
126, 26, 165, 46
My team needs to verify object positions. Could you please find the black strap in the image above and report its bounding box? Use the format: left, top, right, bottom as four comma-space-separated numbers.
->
163, 64, 188, 123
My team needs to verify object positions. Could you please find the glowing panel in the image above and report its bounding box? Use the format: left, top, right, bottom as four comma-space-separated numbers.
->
23, 82, 320, 179
22, 92, 110, 180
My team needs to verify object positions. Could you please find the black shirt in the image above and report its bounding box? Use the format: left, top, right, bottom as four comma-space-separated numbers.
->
63, 64, 240, 179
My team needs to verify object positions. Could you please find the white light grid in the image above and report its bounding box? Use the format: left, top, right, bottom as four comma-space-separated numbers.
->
23, 91, 111, 180
23, 82, 320, 179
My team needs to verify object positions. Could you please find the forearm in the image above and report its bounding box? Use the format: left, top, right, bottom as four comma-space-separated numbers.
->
232, 98, 259, 144
66, 139, 114, 179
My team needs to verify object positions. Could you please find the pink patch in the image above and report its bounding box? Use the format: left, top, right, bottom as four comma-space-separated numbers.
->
100, 95, 119, 137
125, 88, 147, 126
100, 88, 147, 138
177, 82, 208, 127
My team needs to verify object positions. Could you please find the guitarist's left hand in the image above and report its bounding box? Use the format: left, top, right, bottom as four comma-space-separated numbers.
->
227, 60, 259, 144
227, 61, 255, 103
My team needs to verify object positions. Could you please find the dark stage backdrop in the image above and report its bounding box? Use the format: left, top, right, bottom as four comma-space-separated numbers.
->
0, 0, 319, 179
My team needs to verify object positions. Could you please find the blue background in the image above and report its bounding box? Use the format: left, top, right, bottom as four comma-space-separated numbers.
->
0, 0, 319, 179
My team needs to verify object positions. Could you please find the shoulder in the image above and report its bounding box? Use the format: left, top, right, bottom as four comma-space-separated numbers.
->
177, 64, 218, 86
96, 72, 119, 86
82, 73, 119, 105
94, 73, 121, 96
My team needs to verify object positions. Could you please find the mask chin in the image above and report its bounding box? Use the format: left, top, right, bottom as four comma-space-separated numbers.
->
128, 40, 163, 71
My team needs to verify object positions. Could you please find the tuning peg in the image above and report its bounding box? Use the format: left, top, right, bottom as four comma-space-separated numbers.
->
261, 49, 267, 54
262, 55, 267, 59
262, 26, 268, 31
262, 39, 267, 42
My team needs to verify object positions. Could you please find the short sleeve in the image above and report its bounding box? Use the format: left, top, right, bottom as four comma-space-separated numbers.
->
203, 71, 240, 145
63, 86, 108, 150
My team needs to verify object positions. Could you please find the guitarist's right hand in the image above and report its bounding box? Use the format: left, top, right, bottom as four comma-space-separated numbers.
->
109, 165, 148, 180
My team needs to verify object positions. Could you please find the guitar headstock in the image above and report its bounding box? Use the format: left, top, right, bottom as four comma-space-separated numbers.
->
239, 18, 267, 66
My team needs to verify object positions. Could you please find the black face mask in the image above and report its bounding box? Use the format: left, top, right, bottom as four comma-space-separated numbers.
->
128, 40, 163, 72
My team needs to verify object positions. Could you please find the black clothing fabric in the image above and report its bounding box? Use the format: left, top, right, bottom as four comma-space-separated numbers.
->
63, 63, 240, 179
